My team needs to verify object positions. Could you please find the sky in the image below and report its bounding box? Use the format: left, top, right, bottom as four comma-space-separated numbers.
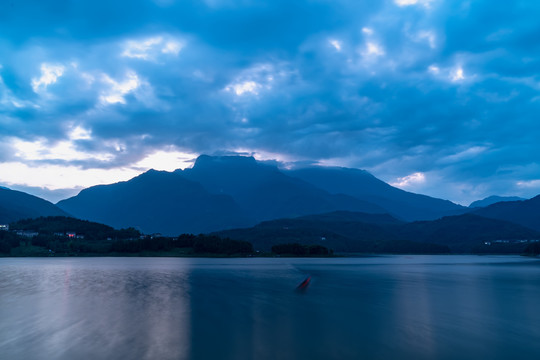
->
1, 0, 540, 205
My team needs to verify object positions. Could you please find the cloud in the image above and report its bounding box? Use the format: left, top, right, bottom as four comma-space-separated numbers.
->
133, 149, 197, 171
394, 0, 434, 8
0, 161, 141, 191
31, 64, 65, 92
329, 39, 342, 51
417, 30, 436, 49
362, 27, 374, 35
100, 71, 142, 105
121, 35, 184, 60
516, 180, 540, 189
362, 42, 385, 57
10, 137, 113, 163
391, 172, 426, 188
225, 80, 260, 96
450, 67, 465, 81
1, 0, 540, 206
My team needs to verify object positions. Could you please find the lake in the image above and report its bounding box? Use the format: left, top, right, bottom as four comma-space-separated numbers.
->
1, 256, 540, 360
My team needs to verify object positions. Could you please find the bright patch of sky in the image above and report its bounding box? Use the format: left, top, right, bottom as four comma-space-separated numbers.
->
31, 64, 65, 93
134, 149, 197, 171
122, 35, 184, 60
391, 172, 426, 188
10, 137, 113, 162
451, 67, 465, 82
0, 162, 141, 191
100, 71, 141, 104
363, 42, 385, 57
362, 27, 374, 35
225, 80, 261, 96
394, 0, 434, 8
224, 63, 291, 97
329, 39, 342, 51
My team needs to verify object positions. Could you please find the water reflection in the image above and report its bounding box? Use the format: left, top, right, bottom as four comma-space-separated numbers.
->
1, 256, 540, 360
0, 258, 192, 360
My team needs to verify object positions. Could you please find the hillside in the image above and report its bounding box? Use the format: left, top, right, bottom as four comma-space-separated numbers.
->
216, 211, 447, 254
472, 195, 540, 231
399, 214, 540, 252
57, 169, 254, 235
0, 187, 68, 224
180, 155, 386, 220
216, 212, 540, 254
10, 216, 139, 241
285, 166, 466, 221
57, 156, 388, 234
469, 196, 525, 208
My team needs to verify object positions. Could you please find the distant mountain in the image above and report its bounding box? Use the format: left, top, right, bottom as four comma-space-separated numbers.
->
285, 166, 466, 221
296, 211, 404, 226
217, 212, 540, 254
400, 214, 540, 252
57, 156, 390, 234
469, 195, 526, 208
180, 155, 386, 221
215, 211, 447, 253
57, 170, 254, 235
0, 187, 68, 224
472, 195, 540, 231
55, 155, 497, 235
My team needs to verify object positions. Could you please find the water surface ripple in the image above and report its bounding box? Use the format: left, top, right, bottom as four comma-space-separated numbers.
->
1, 256, 540, 360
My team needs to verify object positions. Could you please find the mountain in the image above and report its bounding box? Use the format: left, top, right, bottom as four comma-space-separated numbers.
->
0, 187, 68, 223
217, 212, 540, 254
285, 166, 466, 221
472, 195, 540, 231
469, 195, 526, 208
215, 211, 448, 253
57, 169, 253, 235
180, 155, 386, 221
399, 214, 540, 252
55, 155, 482, 235
57, 156, 390, 234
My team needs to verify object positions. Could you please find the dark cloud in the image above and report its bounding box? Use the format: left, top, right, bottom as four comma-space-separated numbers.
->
1, 0, 540, 204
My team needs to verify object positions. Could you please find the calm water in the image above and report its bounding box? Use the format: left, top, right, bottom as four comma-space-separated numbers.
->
1, 256, 540, 360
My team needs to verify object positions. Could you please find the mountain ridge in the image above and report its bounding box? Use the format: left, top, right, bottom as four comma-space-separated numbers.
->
469, 195, 526, 208
0, 187, 68, 224
216, 211, 540, 253
472, 195, 540, 231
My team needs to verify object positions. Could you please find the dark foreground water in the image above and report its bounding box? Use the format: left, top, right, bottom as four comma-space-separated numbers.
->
1, 256, 540, 360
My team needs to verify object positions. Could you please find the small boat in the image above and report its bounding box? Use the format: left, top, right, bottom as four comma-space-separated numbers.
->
296, 276, 311, 291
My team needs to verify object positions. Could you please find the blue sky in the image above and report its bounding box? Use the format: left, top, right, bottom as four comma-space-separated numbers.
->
1, 0, 540, 205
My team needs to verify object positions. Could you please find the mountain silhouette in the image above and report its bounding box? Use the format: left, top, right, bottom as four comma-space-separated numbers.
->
180, 155, 386, 220
56, 155, 531, 236
58, 156, 389, 234
216, 212, 540, 253
472, 195, 540, 231
469, 195, 526, 208
0, 187, 68, 223
285, 166, 466, 221
400, 214, 540, 251
215, 211, 418, 253
57, 169, 253, 235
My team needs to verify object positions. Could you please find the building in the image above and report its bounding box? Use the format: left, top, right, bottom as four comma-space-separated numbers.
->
0, 224, 9, 231
16, 230, 39, 238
